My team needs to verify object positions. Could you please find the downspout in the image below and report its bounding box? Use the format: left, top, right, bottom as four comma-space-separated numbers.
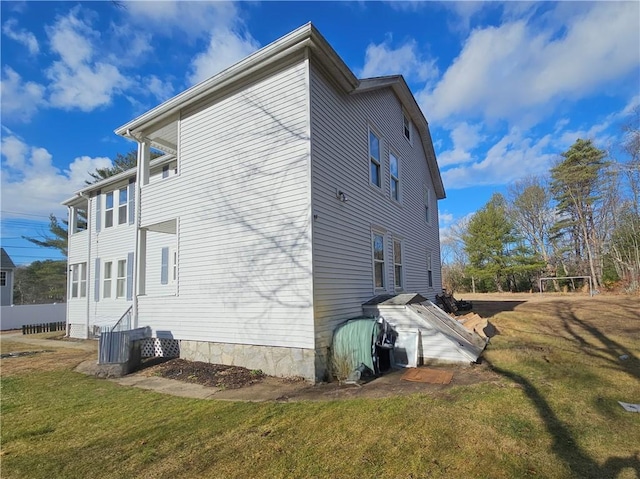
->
125, 129, 146, 329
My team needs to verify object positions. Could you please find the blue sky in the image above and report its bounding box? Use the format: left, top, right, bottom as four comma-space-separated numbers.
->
1, 1, 639, 265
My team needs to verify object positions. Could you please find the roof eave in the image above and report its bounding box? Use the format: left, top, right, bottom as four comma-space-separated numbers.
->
114, 23, 357, 138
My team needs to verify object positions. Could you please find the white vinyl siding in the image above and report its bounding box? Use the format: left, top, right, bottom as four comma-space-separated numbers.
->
309, 62, 442, 350
136, 58, 314, 349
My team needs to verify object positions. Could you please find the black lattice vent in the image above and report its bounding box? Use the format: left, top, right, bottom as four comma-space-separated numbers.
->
141, 338, 180, 358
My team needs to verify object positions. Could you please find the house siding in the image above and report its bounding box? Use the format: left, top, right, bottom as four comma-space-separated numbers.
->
137, 59, 315, 350
309, 62, 442, 351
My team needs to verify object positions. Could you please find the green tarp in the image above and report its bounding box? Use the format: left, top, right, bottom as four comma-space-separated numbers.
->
332, 318, 379, 372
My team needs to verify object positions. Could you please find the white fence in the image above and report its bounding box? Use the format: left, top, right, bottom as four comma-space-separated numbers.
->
0, 303, 67, 331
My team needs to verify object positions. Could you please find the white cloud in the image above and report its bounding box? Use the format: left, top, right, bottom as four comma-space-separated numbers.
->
359, 36, 438, 82
2, 18, 39, 54
188, 28, 259, 85
124, 1, 241, 38
442, 129, 554, 190
1, 135, 113, 218
0, 66, 46, 121
144, 75, 174, 102
437, 122, 485, 167
420, 2, 640, 123
44, 7, 128, 111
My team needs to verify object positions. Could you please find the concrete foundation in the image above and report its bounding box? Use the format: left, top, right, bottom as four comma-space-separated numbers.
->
180, 340, 317, 381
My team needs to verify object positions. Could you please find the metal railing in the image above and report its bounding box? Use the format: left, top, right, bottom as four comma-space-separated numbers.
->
98, 306, 133, 364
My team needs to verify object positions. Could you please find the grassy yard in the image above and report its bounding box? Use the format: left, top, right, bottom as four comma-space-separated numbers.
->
1, 295, 639, 479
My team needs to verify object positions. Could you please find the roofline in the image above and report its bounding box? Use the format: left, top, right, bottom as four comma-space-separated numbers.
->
114, 22, 358, 138
62, 154, 175, 206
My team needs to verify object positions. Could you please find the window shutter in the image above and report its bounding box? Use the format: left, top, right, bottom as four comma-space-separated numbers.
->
161, 247, 169, 285
126, 252, 134, 300
95, 190, 102, 232
128, 179, 135, 225
94, 258, 101, 302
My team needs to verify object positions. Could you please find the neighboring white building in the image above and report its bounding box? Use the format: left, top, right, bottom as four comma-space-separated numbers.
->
63, 23, 446, 381
1, 248, 16, 306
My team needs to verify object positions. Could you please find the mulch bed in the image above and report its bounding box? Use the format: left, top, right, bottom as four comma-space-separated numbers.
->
147, 358, 265, 389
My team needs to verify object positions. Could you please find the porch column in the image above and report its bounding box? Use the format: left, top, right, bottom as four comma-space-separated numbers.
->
132, 139, 150, 329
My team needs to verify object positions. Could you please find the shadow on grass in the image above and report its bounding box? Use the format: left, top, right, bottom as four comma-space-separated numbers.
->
554, 302, 640, 382
487, 358, 640, 478
470, 300, 526, 318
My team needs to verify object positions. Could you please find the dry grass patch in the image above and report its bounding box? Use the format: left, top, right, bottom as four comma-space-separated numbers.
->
1, 294, 639, 479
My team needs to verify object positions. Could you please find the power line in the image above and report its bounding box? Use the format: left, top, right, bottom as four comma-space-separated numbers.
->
0, 210, 54, 219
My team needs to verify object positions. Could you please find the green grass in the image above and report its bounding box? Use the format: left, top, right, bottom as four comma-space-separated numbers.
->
1, 295, 639, 479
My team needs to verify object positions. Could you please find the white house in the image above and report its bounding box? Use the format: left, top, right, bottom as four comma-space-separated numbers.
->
63, 23, 446, 381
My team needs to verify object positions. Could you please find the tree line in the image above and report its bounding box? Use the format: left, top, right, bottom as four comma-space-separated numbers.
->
442, 112, 639, 295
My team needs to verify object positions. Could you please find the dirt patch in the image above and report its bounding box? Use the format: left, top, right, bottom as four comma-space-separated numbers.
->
142, 358, 266, 389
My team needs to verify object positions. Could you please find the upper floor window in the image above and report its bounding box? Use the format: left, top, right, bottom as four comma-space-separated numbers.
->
105, 192, 114, 228
71, 207, 87, 234
369, 129, 381, 188
427, 251, 434, 288
0, 271, 6, 287
118, 187, 128, 225
372, 232, 385, 289
424, 186, 431, 225
403, 114, 412, 143
390, 152, 400, 202
393, 239, 403, 290
70, 263, 87, 299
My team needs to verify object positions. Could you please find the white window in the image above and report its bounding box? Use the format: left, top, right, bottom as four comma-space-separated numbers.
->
369, 129, 381, 188
424, 186, 431, 225
390, 152, 400, 202
103, 261, 112, 298
118, 187, 127, 225
393, 239, 403, 289
0, 271, 6, 287
372, 232, 385, 289
403, 114, 412, 142
105, 192, 114, 228
70, 263, 87, 299
116, 259, 126, 298
427, 251, 433, 288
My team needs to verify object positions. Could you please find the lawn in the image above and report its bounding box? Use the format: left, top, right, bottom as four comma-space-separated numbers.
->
1, 295, 639, 479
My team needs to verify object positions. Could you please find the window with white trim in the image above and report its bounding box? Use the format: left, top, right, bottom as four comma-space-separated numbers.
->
369, 129, 381, 188
424, 186, 431, 225
403, 114, 412, 142
393, 239, 403, 289
427, 251, 433, 288
105, 192, 114, 228
390, 152, 400, 202
0, 271, 6, 287
116, 259, 126, 298
70, 263, 87, 298
103, 261, 112, 298
372, 232, 385, 289
118, 187, 128, 225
